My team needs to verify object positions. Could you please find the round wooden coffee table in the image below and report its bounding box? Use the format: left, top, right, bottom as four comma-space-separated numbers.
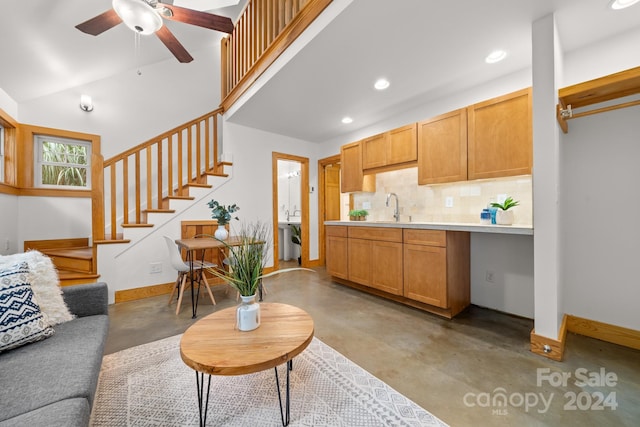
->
180, 303, 314, 426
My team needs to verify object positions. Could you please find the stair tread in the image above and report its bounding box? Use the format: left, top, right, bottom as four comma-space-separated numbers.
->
121, 223, 154, 228
166, 195, 195, 200
187, 183, 212, 188
57, 270, 100, 279
205, 171, 229, 177
144, 209, 176, 213
42, 247, 92, 260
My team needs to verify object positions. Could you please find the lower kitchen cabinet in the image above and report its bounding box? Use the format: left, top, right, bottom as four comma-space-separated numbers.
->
347, 227, 403, 295
325, 226, 348, 279
403, 229, 470, 316
325, 225, 470, 318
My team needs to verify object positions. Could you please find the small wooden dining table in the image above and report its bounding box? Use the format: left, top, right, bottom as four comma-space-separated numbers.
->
175, 236, 244, 318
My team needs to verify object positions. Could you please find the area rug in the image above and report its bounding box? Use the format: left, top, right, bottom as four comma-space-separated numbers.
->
90, 335, 448, 426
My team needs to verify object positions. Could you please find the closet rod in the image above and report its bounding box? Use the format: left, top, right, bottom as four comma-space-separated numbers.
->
561, 98, 640, 121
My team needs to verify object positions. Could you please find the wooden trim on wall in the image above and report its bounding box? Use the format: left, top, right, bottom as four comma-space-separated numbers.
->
531, 314, 640, 361
530, 315, 567, 362
566, 315, 640, 351
115, 282, 174, 303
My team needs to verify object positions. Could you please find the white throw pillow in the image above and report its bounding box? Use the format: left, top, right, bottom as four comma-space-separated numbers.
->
0, 262, 55, 352
0, 250, 75, 325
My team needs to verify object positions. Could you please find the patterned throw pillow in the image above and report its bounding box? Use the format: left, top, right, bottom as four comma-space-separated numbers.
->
0, 262, 55, 353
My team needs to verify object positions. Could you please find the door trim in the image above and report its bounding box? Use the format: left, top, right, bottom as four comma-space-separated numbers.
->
318, 154, 341, 266
272, 152, 309, 270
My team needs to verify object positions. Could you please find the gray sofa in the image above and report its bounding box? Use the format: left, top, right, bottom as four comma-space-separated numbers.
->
0, 282, 109, 427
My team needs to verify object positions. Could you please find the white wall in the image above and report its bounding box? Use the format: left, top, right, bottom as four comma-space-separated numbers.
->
0, 193, 18, 255
560, 105, 640, 330
18, 197, 91, 249
17, 46, 222, 159
0, 88, 17, 119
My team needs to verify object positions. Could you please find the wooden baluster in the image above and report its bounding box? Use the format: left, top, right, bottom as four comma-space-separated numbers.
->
122, 157, 129, 225
110, 164, 116, 239
213, 114, 219, 172
187, 126, 193, 183
146, 147, 152, 216
167, 134, 173, 198
204, 117, 211, 172
135, 152, 141, 223
157, 141, 162, 208
177, 130, 183, 195
195, 124, 202, 182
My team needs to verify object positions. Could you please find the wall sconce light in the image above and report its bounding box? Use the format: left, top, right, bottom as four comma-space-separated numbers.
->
80, 94, 94, 112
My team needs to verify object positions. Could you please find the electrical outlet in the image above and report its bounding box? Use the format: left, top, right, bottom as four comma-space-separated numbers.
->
485, 270, 495, 283
149, 262, 162, 274
4, 239, 9, 251
445, 197, 454, 208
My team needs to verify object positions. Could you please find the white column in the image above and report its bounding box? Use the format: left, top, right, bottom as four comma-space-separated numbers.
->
532, 14, 563, 338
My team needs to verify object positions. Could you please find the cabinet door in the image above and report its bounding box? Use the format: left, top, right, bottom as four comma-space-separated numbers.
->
418, 109, 467, 185
326, 236, 348, 279
348, 238, 371, 285
467, 88, 532, 180
362, 133, 387, 169
340, 141, 375, 192
403, 244, 448, 308
370, 241, 403, 295
387, 123, 417, 165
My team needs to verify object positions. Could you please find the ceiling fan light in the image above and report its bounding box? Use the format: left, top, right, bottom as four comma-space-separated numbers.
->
609, 0, 640, 9
112, 0, 163, 35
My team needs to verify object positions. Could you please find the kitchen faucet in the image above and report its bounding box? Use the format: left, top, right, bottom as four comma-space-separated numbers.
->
385, 193, 400, 222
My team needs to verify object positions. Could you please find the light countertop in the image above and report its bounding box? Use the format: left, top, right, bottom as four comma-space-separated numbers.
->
324, 220, 533, 236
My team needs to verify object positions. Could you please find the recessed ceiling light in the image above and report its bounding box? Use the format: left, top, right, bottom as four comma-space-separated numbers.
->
609, 0, 640, 9
341, 117, 353, 124
485, 50, 507, 64
374, 78, 390, 90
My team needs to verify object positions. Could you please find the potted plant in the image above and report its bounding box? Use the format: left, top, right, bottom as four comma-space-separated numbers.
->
490, 196, 519, 225
207, 199, 240, 240
206, 221, 313, 331
290, 224, 302, 265
349, 209, 368, 221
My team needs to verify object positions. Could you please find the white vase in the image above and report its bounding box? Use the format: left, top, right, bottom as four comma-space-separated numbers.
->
495, 209, 514, 226
214, 225, 228, 240
237, 294, 260, 331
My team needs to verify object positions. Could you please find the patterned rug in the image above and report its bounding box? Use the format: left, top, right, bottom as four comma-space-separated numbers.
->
90, 335, 448, 426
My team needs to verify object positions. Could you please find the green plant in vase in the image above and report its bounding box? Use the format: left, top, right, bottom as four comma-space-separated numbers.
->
490, 196, 519, 225
349, 209, 368, 221
207, 199, 239, 239
205, 221, 314, 331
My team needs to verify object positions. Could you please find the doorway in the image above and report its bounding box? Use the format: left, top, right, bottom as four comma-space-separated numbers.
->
272, 152, 309, 271
318, 154, 342, 266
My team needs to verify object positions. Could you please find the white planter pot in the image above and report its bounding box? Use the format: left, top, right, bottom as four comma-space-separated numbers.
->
214, 225, 229, 240
495, 209, 514, 226
237, 294, 260, 331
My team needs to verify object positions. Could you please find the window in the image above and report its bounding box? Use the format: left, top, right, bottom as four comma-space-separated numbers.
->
34, 135, 91, 189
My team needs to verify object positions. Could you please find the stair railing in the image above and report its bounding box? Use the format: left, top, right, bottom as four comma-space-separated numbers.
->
221, 0, 333, 110
92, 107, 224, 241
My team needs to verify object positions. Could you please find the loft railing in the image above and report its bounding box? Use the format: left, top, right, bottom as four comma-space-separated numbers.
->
91, 108, 225, 242
220, 0, 333, 110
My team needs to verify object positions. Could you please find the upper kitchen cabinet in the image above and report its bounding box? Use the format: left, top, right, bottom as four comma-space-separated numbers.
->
340, 141, 375, 193
417, 108, 468, 185
467, 88, 532, 180
362, 124, 417, 170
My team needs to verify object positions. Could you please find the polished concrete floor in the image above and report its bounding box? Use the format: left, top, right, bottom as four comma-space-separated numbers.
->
106, 264, 640, 426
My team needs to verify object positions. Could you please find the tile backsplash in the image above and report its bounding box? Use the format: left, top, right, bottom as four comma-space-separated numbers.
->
351, 167, 532, 226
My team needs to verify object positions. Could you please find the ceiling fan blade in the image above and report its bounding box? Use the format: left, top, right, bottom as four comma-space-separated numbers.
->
76, 9, 123, 36
159, 3, 234, 34
156, 26, 194, 63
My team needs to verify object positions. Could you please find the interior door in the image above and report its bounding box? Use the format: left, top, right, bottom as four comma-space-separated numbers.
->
324, 162, 341, 221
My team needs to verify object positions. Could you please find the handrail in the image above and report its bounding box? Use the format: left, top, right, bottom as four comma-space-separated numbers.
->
221, 0, 333, 110
92, 108, 225, 241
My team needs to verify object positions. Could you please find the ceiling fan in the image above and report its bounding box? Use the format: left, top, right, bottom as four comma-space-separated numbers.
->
75, 0, 234, 63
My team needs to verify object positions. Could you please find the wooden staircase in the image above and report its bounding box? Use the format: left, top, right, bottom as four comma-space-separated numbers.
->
24, 238, 100, 286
